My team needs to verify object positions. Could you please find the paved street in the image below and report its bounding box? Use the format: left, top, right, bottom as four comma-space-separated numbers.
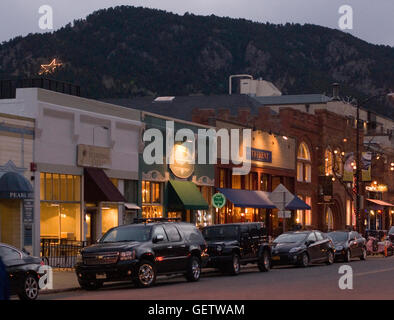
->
41, 256, 394, 300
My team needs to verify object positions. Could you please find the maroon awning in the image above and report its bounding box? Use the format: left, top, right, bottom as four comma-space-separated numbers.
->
84, 168, 125, 203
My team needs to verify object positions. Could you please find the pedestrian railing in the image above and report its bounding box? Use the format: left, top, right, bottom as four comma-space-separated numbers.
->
40, 239, 87, 268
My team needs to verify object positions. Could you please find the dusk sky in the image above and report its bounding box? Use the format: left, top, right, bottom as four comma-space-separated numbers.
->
1, 0, 393, 46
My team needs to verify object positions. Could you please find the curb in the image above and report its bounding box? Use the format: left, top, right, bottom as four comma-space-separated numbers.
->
39, 266, 257, 295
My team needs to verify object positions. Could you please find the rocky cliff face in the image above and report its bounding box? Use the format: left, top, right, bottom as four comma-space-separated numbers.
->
0, 6, 393, 117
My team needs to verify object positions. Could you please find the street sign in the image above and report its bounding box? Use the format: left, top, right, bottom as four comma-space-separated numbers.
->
212, 193, 226, 209
269, 184, 294, 210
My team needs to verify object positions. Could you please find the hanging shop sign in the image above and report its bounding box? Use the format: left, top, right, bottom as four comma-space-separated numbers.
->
366, 184, 388, 192
169, 144, 194, 179
343, 152, 355, 182
77, 144, 111, 168
361, 152, 372, 181
212, 193, 226, 209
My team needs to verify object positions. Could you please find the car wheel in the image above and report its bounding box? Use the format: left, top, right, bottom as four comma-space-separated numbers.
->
186, 256, 201, 282
18, 274, 39, 300
360, 247, 367, 260
134, 260, 157, 288
78, 279, 103, 291
299, 253, 309, 268
326, 250, 334, 265
228, 253, 241, 275
344, 249, 351, 262
258, 250, 271, 272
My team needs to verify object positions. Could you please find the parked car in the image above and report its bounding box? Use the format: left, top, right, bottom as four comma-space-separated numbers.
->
0, 243, 44, 300
75, 220, 208, 289
327, 231, 367, 261
389, 227, 394, 243
270, 231, 335, 267
202, 223, 271, 275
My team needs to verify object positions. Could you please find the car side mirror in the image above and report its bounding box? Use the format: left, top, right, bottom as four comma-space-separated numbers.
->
153, 234, 164, 243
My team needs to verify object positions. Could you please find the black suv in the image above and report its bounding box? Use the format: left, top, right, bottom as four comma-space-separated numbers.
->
75, 219, 208, 289
202, 223, 271, 275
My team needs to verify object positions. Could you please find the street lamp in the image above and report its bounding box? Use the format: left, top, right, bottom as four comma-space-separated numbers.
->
353, 92, 393, 234
92, 125, 109, 146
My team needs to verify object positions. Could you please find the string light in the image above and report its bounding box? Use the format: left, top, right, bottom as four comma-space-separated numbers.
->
38, 58, 63, 75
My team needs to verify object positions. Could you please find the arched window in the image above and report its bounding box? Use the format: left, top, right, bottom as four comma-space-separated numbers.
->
297, 142, 311, 183
325, 149, 333, 175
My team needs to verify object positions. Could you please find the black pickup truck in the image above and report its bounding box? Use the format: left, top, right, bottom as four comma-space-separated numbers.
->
202, 222, 271, 275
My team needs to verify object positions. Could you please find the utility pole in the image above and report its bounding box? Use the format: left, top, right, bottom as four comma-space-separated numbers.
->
355, 104, 361, 233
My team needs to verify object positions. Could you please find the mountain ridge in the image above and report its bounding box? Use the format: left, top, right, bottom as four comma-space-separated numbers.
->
0, 6, 393, 117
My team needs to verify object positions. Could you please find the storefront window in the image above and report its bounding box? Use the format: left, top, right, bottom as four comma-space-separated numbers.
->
102, 204, 119, 234
143, 205, 163, 219
142, 181, 162, 204
305, 197, 312, 225
41, 173, 81, 202
260, 174, 268, 191
40, 202, 81, 241
219, 169, 227, 188
232, 174, 241, 189
40, 173, 82, 241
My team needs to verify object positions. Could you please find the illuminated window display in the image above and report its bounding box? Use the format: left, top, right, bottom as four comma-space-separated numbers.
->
40, 173, 82, 241
102, 204, 119, 234
142, 181, 163, 219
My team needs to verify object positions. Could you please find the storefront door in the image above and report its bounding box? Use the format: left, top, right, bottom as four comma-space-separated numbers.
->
85, 209, 97, 244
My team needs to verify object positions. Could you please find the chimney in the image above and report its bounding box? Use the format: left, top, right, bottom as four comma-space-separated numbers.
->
332, 83, 340, 101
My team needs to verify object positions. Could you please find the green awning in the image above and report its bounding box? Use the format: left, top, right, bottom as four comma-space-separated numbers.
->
168, 180, 209, 210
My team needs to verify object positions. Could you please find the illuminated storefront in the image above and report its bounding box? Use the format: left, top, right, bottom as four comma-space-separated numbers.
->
214, 124, 297, 235
139, 112, 215, 227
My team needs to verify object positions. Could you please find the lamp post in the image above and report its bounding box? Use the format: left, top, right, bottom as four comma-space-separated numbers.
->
353, 92, 392, 234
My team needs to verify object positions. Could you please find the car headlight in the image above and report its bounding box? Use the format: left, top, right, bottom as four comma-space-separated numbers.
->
120, 250, 136, 261
216, 245, 223, 252
289, 247, 303, 253
76, 253, 83, 264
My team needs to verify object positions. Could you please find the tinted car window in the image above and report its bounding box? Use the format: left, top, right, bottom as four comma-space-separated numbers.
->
315, 232, 324, 241
179, 224, 204, 243
101, 225, 152, 243
0, 246, 20, 260
152, 226, 168, 242
202, 225, 239, 241
273, 233, 308, 243
389, 227, 394, 234
249, 224, 259, 237
307, 232, 317, 242
327, 232, 348, 242
164, 225, 182, 242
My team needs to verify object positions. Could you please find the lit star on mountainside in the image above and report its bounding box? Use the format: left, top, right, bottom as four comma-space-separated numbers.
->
38, 58, 62, 75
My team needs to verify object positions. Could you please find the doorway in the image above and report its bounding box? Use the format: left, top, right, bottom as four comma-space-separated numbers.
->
85, 208, 98, 244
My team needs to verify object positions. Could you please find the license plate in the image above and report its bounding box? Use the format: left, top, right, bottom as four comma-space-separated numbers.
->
96, 273, 106, 279
272, 256, 280, 261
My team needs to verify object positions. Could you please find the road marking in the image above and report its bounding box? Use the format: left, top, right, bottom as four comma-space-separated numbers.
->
355, 267, 394, 277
